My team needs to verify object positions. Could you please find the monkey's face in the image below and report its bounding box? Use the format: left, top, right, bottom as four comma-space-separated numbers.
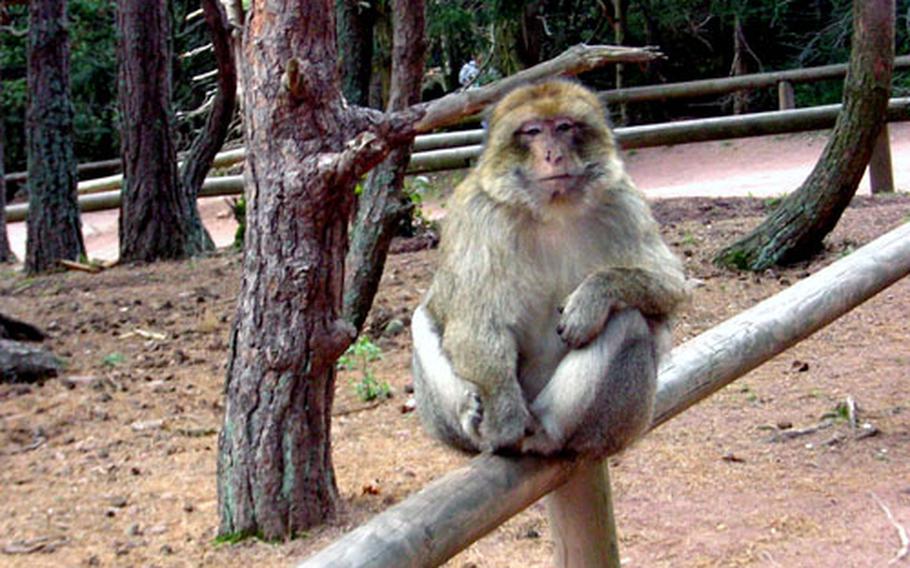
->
476, 81, 617, 219
515, 116, 589, 204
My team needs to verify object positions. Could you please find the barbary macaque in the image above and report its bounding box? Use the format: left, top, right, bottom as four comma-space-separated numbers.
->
411, 80, 689, 457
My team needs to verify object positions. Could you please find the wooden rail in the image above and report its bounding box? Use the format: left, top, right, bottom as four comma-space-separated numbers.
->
6, 55, 908, 189
599, 54, 910, 106
297, 219, 910, 567
9, 97, 907, 223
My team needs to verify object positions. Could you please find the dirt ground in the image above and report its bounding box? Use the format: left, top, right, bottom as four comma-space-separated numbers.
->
2, 191, 909, 568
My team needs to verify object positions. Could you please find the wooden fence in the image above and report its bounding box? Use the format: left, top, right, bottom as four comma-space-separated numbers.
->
4, 96, 909, 223
5, 54, 910, 217
296, 218, 910, 568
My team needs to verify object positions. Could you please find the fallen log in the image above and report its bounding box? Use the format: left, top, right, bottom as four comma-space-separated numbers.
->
0, 339, 61, 383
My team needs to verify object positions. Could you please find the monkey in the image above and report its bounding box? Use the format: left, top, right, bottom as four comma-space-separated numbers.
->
411, 80, 689, 458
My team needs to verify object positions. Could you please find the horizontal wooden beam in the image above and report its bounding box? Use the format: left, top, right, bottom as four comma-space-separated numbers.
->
601, 54, 910, 105
7, 55, 909, 187
6, 98, 909, 221
297, 220, 910, 567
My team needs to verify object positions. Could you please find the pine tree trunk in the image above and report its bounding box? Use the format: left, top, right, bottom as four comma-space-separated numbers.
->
344, 0, 426, 333
335, 0, 375, 107
116, 0, 189, 262
0, 62, 13, 263
731, 15, 750, 115
177, 0, 237, 256
218, 0, 358, 539
612, 0, 629, 125
25, 0, 85, 273
715, 0, 894, 271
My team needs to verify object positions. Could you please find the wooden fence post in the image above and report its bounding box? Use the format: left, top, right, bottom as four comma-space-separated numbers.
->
777, 80, 795, 110
869, 123, 894, 194
546, 460, 621, 568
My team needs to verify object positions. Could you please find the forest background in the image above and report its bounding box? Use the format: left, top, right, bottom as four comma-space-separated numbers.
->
2, 0, 910, 178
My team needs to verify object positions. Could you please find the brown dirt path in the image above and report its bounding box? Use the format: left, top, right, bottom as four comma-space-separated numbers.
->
0, 126, 908, 568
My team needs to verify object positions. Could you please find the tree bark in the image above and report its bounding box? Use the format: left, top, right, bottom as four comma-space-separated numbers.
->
612, 0, 629, 125
344, 0, 426, 333
218, 0, 407, 539
24, 0, 85, 273
0, 62, 12, 263
178, 0, 237, 255
335, 0, 374, 107
116, 0, 189, 262
715, 0, 894, 271
731, 14, 750, 115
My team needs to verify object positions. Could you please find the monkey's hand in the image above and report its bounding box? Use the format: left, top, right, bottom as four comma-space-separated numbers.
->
557, 281, 617, 349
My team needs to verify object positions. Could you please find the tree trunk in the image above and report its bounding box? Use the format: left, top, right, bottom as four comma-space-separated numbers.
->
715, 0, 894, 271
116, 0, 189, 262
335, 0, 374, 107
177, 0, 237, 255
218, 0, 380, 539
0, 62, 12, 263
344, 0, 426, 333
24, 0, 85, 274
612, 0, 629, 125
731, 15, 750, 115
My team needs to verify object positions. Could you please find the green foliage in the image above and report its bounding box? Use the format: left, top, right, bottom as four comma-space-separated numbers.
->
102, 352, 125, 368
228, 197, 246, 249
337, 335, 382, 370
1, 0, 120, 172
716, 247, 751, 271
354, 374, 392, 402
338, 336, 391, 403
763, 196, 783, 212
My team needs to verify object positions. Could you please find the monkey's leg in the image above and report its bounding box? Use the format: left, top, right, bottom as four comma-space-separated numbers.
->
521, 308, 658, 458
411, 305, 484, 452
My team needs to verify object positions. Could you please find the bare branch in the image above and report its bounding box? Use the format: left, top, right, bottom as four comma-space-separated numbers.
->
0, 24, 27, 37
871, 492, 910, 565
407, 44, 662, 133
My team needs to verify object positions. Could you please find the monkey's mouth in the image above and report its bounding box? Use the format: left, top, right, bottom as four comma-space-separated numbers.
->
539, 175, 583, 201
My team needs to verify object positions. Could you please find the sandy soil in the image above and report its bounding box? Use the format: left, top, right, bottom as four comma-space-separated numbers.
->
1, 128, 909, 567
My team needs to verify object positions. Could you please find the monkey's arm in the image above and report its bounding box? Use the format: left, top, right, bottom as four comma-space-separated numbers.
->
559, 262, 688, 348
441, 316, 532, 451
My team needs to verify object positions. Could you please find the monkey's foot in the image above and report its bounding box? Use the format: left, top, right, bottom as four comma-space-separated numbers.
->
520, 424, 563, 456
457, 388, 484, 445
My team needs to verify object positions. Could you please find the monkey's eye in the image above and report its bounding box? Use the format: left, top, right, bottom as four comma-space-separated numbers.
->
555, 121, 574, 133
521, 126, 542, 137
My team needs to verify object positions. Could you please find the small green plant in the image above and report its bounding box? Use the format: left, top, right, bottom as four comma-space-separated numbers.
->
354, 374, 392, 402
681, 231, 697, 246
823, 400, 852, 422
228, 196, 246, 249
337, 335, 382, 369
338, 336, 391, 402
102, 352, 126, 367
763, 196, 783, 211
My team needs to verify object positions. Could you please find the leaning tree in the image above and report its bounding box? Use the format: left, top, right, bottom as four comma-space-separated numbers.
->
715, 0, 895, 271
343, 0, 426, 333
216, 0, 660, 540
24, 0, 84, 273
